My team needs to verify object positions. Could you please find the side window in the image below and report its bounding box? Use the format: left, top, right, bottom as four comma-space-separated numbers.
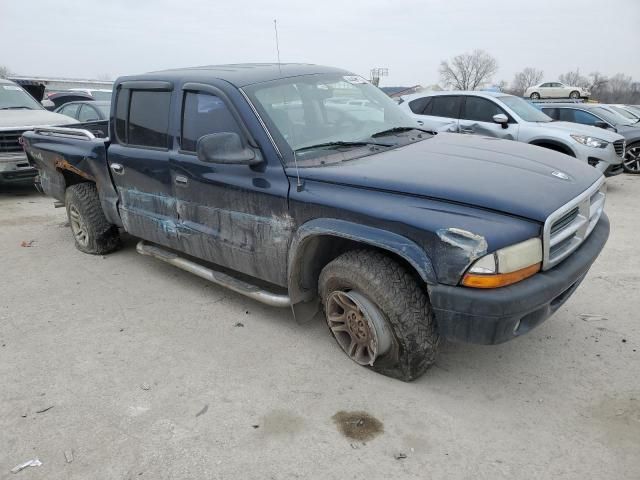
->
540, 83, 551, 88
461, 97, 506, 122
181, 91, 243, 152
572, 110, 600, 126
128, 90, 171, 148
61, 103, 80, 119
429, 96, 461, 119
557, 109, 575, 122
408, 97, 431, 114
78, 104, 99, 122
541, 107, 558, 119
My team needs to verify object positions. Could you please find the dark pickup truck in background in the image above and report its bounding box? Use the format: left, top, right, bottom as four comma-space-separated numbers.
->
23, 64, 609, 381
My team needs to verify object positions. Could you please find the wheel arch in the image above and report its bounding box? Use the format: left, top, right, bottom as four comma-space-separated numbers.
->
529, 139, 576, 157
287, 218, 438, 306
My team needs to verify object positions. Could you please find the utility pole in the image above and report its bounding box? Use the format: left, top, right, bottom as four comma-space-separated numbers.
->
369, 67, 388, 87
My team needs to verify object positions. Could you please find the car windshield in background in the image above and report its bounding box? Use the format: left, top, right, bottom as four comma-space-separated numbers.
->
0, 84, 44, 110
91, 91, 112, 101
244, 73, 426, 165
593, 106, 635, 126
95, 102, 110, 116
498, 95, 552, 122
609, 105, 638, 121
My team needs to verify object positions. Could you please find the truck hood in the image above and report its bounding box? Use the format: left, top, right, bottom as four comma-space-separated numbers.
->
289, 133, 602, 222
539, 121, 624, 141
0, 109, 76, 129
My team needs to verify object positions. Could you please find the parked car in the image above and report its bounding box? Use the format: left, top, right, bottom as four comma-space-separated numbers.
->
525, 82, 590, 100
0, 79, 76, 184
68, 88, 113, 101
607, 104, 640, 122
399, 91, 625, 176
538, 102, 640, 174
55, 101, 110, 122
23, 64, 609, 381
43, 91, 94, 111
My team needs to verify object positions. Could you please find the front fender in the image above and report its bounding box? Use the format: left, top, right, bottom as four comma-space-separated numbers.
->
287, 218, 438, 305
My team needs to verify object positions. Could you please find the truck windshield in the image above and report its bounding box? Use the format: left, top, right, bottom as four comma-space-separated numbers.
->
0, 83, 44, 110
498, 96, 552, 122
243, 74, 425, 165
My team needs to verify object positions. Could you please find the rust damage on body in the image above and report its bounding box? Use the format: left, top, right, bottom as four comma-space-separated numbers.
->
54, 156, 95, 182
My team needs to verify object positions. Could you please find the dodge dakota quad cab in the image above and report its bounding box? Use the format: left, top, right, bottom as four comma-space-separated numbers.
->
23, 64, 609, 381
0, 78, 76, 184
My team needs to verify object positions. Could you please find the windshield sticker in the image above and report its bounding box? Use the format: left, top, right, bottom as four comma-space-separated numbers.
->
343, 76, 368, 85
3, 85, 22, 91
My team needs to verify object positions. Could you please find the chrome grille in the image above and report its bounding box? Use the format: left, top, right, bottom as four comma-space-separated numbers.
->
0, 130, 25, 153
613, 139, 625, 157
543, 177, 606, 270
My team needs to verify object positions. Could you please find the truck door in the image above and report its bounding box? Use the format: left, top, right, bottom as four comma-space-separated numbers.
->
107, 82, 181, 250
458, 96, 519, 140
169, 83, 292, 287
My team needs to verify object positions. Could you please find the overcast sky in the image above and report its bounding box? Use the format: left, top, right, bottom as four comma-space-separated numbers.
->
2, 0, 639, 86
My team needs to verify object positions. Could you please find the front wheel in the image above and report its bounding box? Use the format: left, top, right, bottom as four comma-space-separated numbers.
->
65, 183, 121, 254
623, 142, 640, 174
530, 92, 540, 99
319, 250, 439, 381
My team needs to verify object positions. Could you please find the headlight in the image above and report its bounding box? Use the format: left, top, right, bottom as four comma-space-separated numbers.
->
570, 134, 608, 148
461, 238, 542, 288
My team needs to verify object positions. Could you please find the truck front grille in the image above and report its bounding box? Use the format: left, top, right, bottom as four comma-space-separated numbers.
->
0, 130, 25, 153
543, 178, 606, 270
613, 139, 625, 157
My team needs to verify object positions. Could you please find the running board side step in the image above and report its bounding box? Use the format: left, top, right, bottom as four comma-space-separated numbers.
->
136, 241, 291, 308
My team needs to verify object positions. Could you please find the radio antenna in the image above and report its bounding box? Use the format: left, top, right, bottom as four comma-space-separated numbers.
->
273, 19, 282, 75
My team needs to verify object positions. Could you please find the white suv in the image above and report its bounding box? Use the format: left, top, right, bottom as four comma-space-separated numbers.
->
399, 91, 624, 176
525, 82, 590, 100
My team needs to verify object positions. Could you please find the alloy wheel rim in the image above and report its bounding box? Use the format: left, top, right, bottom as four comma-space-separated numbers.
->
69, 205, 89, 247
325, 290, 391, 366
624, 146, 640, 172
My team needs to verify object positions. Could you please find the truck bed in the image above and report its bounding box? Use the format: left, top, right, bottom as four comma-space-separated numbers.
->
22, 125, 121, 226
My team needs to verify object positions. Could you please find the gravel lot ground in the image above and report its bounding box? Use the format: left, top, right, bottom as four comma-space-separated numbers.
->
1, 175, 639, 480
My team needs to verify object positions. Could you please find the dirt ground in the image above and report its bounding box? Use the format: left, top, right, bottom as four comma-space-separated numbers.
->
1, 175, 638, 480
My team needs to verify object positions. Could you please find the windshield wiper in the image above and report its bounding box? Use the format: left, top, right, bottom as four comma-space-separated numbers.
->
370, 126, 433, 137
295, 141, 392, 153
0, 106, 33, 110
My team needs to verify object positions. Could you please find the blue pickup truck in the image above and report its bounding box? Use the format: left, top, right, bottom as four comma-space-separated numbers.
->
23, 64, 609, 381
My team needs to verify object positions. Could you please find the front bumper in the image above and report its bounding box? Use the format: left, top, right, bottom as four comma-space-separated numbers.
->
428, 213, 609, 344
0, 152, 37, 184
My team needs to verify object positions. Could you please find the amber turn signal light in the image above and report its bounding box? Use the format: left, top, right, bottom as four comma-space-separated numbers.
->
461, 262, 541, 289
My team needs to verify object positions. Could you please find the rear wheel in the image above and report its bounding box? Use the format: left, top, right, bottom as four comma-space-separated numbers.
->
569, 90, 580, 99
319, 250, 439, 381
623, 142, 640, 174
530, 92, 540, 99
65, 183, 120, 254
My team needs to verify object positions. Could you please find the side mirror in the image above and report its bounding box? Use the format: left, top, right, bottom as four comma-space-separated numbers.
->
493, 113, 509, 128
594, 121, 609, 130
196, 132, 261, 165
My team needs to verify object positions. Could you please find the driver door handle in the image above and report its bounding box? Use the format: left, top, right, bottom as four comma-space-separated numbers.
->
460, 127, 474, 134
110, 163, 124, 175
175, 175, 188, 186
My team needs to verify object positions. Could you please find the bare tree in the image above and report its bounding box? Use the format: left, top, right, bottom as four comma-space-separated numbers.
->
96, 72, 113, 81
558, 69, 589, 88
0, 65, 11, 79
439, 50, 498, 90
511, 67, 544, 96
